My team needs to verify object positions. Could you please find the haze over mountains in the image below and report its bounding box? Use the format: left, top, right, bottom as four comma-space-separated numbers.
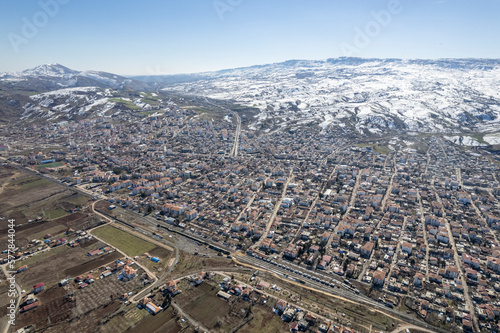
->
2, 58, 500, 144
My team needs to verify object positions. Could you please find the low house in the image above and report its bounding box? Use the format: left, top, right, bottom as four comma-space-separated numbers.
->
445, 266, 459, 279
165, 280, 180, 295
256, 280, 270, 290
145, 302, 162, 315
101, 270, 112, 278
414, 273, 424, 287
276, 299, 287, 312
19, 301, 39, 313
16, 265, 28, 273
217, 290, 232, 301
33, 282, 45, 294
282, 307, 295, 322
361, 242, 374, 258
373, 271, 386, 286
118, 265, 137, 281
401, 241, 412, 255
242, 287, 253, 299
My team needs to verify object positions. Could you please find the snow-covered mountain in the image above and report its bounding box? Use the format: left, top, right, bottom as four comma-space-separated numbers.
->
152, 58, 500, 135
0, 63, 153, 92
17, 87, 169, 122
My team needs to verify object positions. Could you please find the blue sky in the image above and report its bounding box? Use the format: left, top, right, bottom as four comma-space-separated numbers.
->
1, 0, 499, 75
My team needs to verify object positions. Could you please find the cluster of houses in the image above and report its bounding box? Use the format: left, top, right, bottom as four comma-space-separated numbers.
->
217, 276, 358, 332
1, 228, 98, 266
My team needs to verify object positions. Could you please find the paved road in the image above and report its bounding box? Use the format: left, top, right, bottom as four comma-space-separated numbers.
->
390, 324, 437, 333
431, 182, 479, 332
230, 113, 241, 157
253, 169, 293, 250
358, 167, 397, 282
202, 97, 242, 158
1, 263, 22, 333
417, 190, 430, 280
383, 216, 408, 289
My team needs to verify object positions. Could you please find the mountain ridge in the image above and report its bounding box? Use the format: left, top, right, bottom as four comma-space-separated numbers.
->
0, 63, 154, 92
143, 57, 500, 137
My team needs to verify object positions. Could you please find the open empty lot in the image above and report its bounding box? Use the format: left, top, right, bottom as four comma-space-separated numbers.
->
123, 306, 192, 333
175, 282, 231, 330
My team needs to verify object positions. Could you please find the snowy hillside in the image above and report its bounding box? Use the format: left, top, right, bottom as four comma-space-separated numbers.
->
158, 58, 500, 135
19, 87, 164, 122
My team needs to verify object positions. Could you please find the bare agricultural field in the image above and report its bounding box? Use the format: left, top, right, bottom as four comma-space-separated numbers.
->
236, 304, 291, 333
64, 251, 122, 277
0, 269, 11, 324
15, 285, 76, 330
175, 282, 231, 330
0, 167, 93, 225
73, 266, 146, 315
16, 264, 147, 333
123, 306, 192, 333
14, 244, 120, 291
100, 306, 150, 333
136, 246, 173, 274
0, 212, 102, 248
168, 252, 232, 277
0, 172, 66, 218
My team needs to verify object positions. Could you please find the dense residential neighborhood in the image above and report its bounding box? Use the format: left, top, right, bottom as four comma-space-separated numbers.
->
2, 95, 500, 333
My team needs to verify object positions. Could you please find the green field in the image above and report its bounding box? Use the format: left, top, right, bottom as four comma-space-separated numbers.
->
373, 145, 392, 155
109, 98, 141, 110
36, 162, 63, 169
19, 178, 51, 190
92, 225, 156, 256
45, 208, 67, 219
139, 110, 160, 116
355, 143, 393, 155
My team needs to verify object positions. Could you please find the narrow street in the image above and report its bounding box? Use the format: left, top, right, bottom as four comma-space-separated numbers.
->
431, 184, 479, 332
253, 169, 293, 250
358, 164, 397, 282
383, 216, 408, 289
417, 190, 430, 280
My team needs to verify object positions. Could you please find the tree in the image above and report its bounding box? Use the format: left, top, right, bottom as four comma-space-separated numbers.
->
112, 167, 122, 175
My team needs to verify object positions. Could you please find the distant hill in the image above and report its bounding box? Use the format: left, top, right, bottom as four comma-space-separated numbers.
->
135, 57, 500, 136
0, 63, 154, 93
0, 64, 157, 123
